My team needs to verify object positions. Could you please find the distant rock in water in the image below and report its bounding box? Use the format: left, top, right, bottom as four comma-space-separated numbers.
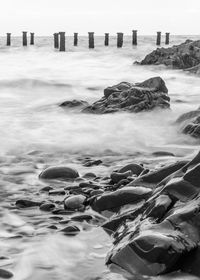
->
82, 77, 170, 114
59, 100, 89, 110
138, 40, 200, 71
39, 166, 79, 180
176, 107, 200, 138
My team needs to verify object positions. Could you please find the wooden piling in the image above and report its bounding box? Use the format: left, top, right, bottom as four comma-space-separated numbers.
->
59, 32, 65, 52
132, 30, 137, 45
105, 33, 109, 46
53, 33, 59, 49
117, 33, 123, 48
6, 33, 11, 46
165, 32, 170, 45
156, 31, 161, 46
30, 33, 34, 45
22, 31, 27, 46
74, 33, 78, 46
88, 32, 94, 48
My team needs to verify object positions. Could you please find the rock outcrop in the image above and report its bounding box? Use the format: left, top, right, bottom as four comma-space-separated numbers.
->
175, 107, 200, 138
82, 77, 170, 114
139, 40, 200, 71
102, 151, 200, 278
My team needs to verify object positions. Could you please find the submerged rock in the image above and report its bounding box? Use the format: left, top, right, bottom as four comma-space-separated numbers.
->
82, 77, 170, 114
176, 107, 200, 138
16, 199, 42, 208
104, 151, 200, 277
139, 40, 200, 71
59, 99, 89, 110
0, 269, 13, 279
39, 166, 79, 180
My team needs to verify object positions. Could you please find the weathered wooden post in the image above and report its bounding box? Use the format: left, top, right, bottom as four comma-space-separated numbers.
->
22, 31, 27, 46
165, 32, 170, 45
74, 33, 78, 46
132, 30, 137, 45
105, 33, 109, 46
53, 33, 59, 49
6, 33, 11, 46
59, 32, 65, 52
117, 32, 123, 48
156, 31, 161, 46
30, 33, 34, 45
88, 32, 94, 48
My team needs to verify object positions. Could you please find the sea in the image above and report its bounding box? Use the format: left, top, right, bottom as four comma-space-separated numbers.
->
0, 35, 199, 280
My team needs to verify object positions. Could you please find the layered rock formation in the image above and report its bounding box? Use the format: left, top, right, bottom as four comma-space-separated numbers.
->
139, 40, 200, 72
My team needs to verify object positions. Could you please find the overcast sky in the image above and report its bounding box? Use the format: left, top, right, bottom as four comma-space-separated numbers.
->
1, 0, 199, 35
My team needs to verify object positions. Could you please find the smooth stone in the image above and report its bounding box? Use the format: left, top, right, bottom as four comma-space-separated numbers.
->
82, 172, 97, 179
0, 269, 13, 279
47, 225, 57, 230
16, 199, 42, 208
111, 171, 132, 184
71, 214, 93, 222
64, 195, 86, 210
152, 151, 175, 157
49, 189, 66, 195
40, 186, 53, 192
118, 163, 144, 176
40, 203, 55, 212
90, 189, 104, 196
79, 182, 101, 190
52, 209, 74, 215
60, 225, 80, 236
39, 166, 79, 180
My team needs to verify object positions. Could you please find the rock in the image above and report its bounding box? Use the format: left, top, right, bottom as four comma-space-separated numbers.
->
64, 195, 86, 211
83, 159, 102, 167
90, 187, 152, 212
139, 40, 200, 71
118, 163, 144, 175
39, 166, 79, 180
152, 151, 175, 157
104, 150, 200, 277
59, 100, 89, 110
47, 225, 57, 230
40, 186, 53, 192
90, 189, 104, 196
71, 214, 93, 222
60, 225, 80, 236
82, 172, 97, 179
128, 160, 188, 188
0, 269, 13, 279
16, 199, 42, 208
82, 77, 170, 114
49, 189, 66, 195
110, 171, 132, 184
40, 203, 55, 211
175, 107, 200, 138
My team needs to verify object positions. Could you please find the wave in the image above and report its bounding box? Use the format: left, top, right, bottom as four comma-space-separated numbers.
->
0, 78, 73, 89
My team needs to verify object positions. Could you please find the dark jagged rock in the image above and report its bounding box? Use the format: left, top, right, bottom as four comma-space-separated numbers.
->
104, 151, 200, 278
39, 166, 79, 180
176, 107, 200, 138
139, 40, 200, 71
82, 77, 170, 114
90, 187, 152, 212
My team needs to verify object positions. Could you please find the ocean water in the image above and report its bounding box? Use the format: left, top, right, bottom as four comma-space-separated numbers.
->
0, 35, 200, 280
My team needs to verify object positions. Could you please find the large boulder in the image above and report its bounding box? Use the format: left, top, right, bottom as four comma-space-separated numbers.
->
139, 40, 200, 71
175, 107, 200, 138
82, 77, 170, 114
104, 151, 200, 278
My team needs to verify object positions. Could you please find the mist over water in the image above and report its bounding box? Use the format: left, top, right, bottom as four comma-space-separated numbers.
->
0, 35, 200, 280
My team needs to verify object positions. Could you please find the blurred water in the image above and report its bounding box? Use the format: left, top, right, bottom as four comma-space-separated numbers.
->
0, 35, 199, 280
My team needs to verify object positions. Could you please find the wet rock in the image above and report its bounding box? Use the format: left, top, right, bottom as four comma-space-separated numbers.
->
82, 172, 97, 179
71, 214, 93, 222
16, 199, 42, 208
49, 189, 66, 195
175, 107, 200, 138
82, 77, 170, 114
90, 187, 152, 212
40, 203, 55, 211
90, 189, 104, 196
104, 151, 200, 277
39, 166, 79, 180
139, 40, 200, 70
60, 225, 80, 236
40, 186, 53, 192
83, 159, 102, 167
64, 195, 86, 211
152, 151, 175, 157
118, 163, 144, 175
79, 182, 101, 190
110, 171, 132, 184
59, 99, 89, 109
52, 209, 74, 215
47, 225, 57, 230
0, 269, 13, 279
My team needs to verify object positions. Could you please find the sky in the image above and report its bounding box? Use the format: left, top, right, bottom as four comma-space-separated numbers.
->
0, 0, 200, 35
